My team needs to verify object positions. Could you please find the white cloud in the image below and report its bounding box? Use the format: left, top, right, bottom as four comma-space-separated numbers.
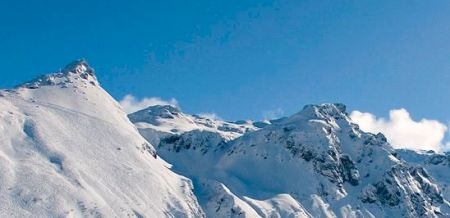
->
197, 113, 222, 120
350, 109, 449, 152
262, 108, 285, 120
119, 94, 178, 114
445, 142, 450, 151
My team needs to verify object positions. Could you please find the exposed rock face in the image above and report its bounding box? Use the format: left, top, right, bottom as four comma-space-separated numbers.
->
340, 154, 360, 186
159, 130, 227, 154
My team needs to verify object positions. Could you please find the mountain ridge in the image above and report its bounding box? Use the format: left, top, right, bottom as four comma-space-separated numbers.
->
131, 102, 450, 217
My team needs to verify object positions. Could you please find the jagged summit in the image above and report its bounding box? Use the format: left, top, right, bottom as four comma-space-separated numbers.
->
62, 59, 95, 76
297, 103, 348, 119
302, 102, 347, 113
277, 103, 351, 129
18, 59, 98, 89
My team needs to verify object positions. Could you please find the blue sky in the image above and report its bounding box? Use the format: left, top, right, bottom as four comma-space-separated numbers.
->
1, 0, 449, 125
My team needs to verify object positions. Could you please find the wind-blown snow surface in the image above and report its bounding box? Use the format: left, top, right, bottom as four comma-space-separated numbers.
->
0, 60, 204, 217
131, 104, 450, 217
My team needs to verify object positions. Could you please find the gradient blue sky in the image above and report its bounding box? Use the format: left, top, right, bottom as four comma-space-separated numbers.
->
1, 0, 450, 123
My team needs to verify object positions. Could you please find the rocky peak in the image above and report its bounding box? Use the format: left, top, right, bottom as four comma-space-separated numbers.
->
19, 59, 99, 89
149, 104, 181, 115
299, 103, 348, 120
63, 59, 95, 76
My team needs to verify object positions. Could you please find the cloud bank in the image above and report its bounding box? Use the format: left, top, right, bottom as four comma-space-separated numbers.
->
350, 109, 448, 152
197, 113, 222, 120
119, 94, 178, 114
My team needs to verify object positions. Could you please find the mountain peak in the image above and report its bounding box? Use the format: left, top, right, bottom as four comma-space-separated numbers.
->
141, 104, 181, 116
63, 58, 95, 76
19, 59, 99, 89
298, 103, 348, 120
302, 103, 346, 113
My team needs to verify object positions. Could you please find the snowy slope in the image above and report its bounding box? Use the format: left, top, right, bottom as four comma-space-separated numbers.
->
396, 149, 450, 201
0, 60, 204, 217
132, 103, 450, 217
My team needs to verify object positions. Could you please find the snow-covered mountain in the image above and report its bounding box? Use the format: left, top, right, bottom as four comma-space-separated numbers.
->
0, 60, 204, 217
1, 60, 449, 218
131, 103, 450, 217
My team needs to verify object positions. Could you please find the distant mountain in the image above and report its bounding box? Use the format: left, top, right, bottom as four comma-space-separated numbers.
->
0, 60, 204, 217
129, 104, 261, 147
130, 103, 450, 217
